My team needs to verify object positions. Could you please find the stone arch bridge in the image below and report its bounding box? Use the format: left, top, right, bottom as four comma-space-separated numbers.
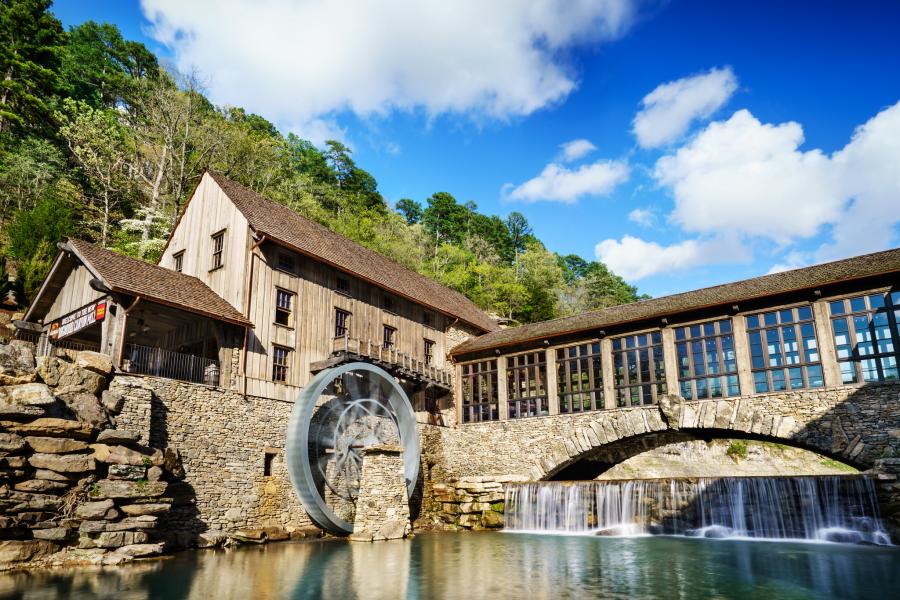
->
423, 383, 900, 483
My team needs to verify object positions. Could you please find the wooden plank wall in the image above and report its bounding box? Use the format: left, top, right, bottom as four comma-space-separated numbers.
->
44, 265, 104, 323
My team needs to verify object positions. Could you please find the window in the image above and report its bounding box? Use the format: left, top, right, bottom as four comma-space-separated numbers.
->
612, 331, 666, 407
830, 291, 900, 384
506, 352, 548, 419
746, 306, 824, 393
423, 312, 433, 328
424, 339, 435, 365
383, 296, 395, 313
383, 325, 396, 349
277, 253, 295, 272
263, 450, 277, 476
461, 360, 499, 423
173, 251, 184, 273
274, 289, 293, 327
272, 345, 290, 383
676, 319, 740, 400
557, 342, 604, 413
335, 276, 350, 295
211, 230, 225, 269
335, 308, 351, 338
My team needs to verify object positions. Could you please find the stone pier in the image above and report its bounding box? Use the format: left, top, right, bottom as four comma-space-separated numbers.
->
350, 445, 410, 542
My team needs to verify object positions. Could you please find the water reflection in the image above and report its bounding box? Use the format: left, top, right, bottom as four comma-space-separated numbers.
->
1, 533, 898, 600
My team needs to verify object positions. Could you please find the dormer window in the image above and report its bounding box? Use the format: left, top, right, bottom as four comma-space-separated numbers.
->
211, 230, 225, 270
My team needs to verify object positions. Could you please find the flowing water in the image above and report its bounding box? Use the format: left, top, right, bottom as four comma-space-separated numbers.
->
504, 475, 891, 544
1, 533, 898, 599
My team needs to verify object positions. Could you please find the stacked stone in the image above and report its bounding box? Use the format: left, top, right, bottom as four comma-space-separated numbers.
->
0, 342, 177, 569
350, 445, 411, 542
872, 458, 900, 542
429, 475, 528, 530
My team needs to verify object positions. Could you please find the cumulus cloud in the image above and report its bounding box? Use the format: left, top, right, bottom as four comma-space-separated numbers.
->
559, 139, 597, 162
627, 207, 657, 227
141, 0, 639, 130
633, 67, 738, 148
595, 235, 750, 281
506, 159, 629, 203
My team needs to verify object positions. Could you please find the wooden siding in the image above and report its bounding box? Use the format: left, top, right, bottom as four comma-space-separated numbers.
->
158, 175, 250, 313
44, 264, 104, 323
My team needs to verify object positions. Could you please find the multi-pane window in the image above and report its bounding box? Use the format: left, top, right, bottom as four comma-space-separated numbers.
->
830, 291, 900, 383
274, 289, 293, 327
335, 308, 351, 338
424, 339, 435, 365
211, 230, 225, 269
461, 360, 499, 423
383, 325, 397, 349
556, 342, 604, 413
335, 277, 350, 295
747, 306, 824, 393
173, 251, 184, 273
612, 331, 666, 407
506, 352, 548, 419
277, 253, 295, 272
675, 319, 740, 400
272, 345, 290, 383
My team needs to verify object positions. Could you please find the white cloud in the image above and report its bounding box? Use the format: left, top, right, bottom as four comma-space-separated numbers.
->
595, 235, 749, 281
142, 0, 639, 131
633, 67, 738, 148
559, 139, 597, 162
506, 159, 629, 203
627, 207, 656, 227
766, 251, 810, 275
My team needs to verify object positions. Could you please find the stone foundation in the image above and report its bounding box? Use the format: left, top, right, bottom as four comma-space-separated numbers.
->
351, 445, 410, 542
420, 475, 527, 531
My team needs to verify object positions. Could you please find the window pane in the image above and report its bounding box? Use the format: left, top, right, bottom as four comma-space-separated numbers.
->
771, 369, 786, 391
746, 315, 760, 329
754, 371, 769, 393
806, 364, 824, 388
788, 367, 804, 390
850, 297, 866, 312
829, 301, 845, 315
840, 361, 857, 384
797, 306, 812, 321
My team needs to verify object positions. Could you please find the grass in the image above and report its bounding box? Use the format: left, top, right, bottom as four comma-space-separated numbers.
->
726, 440, 749, 460
819, 458, 858, 473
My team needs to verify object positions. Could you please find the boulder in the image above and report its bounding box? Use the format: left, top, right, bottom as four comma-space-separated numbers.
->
54, 390, 109, 428
0, 540, 58, 565
120, 503, 170, 516
108, 464, 146, 480
28, 452, 96, 473
373, 519, 409, 541
76, 499, 120, 521
232, 529, 267, 543
114, 542, 164, 558
1, 418, 93, 439
9, 492, 61, 512
0, 383, 56, 418
75, 352, 114, 377
94, 531, 149, 549
31, 527, 70, 541
0, 432, 25, 453
261, 527, 290, 542
100, 390, 125, 414
14, 480, 69, 493
288, 526, 323, 540
196, 530, 228, 548
25, 436, 88, 454
147, 466, 163, 482
96, 429, 140, 445
90, 444, 161, 467
481, 510, 504, 528
79, 516, 157, 533
36, 356, 106, 394
92, 479, 167, 500
0, 342, 37, 385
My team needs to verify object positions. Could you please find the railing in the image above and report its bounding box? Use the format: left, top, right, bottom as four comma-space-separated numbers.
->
122, 343, 221, 386
333, 335, 454, 388
0, 329, 99, 359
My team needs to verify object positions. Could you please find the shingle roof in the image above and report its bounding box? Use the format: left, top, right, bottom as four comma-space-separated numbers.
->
66, 240, 251, 326
451, 246, 900, 356
206, 171, 498, 333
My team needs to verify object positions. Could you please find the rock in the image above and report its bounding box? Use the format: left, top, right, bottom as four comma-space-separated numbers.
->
0, 382, 55, 417
96, 429, 140, 445
75, 352, 114, 376
0, 341, 37, 385
92, 479, 167, 499
34, 469, 71, 482
349, 533, 374, 542
146, 466, 163, 482
10, 492, 61, 511
0, 540, 58, 564
163, 448, 185, 478
101, 553, 132, 565
94, 531, 149, 549
224, 507, 243, 523
28, 452, 95, 473
481, 510, 504, 528
37, 356, 107, 394
262, 527, 290, 542
76, 499, 120, 521
196, 530, 228, 548
32, 527, 70, 541
373, 519, 409, 541
288, 526, 323, 540
657, 394, 684, 430
120, 502, 170, 516
232, 529, 267, 543
1, 418, 93, 439
14, 479, 69, 493
115, 542, 165, 558
100, 389, 125, 414
90, 443, 161, 467
0, 432, 25, 453
25, 436, 88, 454
55, 390, 109, 428
108, 464, 146, 480
79, 516, 157, 533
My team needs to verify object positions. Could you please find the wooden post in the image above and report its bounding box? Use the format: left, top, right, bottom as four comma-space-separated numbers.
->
546, 347, 559, 416
497, 355, 509, 420
731, 314, 755, 395
813, 299, 841, 387
601, 338, 616, 410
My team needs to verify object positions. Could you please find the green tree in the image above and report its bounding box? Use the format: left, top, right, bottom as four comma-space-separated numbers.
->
395, 198, 423, 224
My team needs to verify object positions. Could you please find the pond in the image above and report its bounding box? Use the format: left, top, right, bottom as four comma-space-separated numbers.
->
1, 533, 898, 599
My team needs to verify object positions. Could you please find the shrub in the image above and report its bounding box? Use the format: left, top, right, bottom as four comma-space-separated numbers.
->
726, 440, 749, 460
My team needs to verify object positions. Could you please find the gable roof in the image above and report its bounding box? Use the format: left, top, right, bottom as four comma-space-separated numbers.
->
205, 171, 498, 333
27, 240, 251, 327
450, 246, 900, 357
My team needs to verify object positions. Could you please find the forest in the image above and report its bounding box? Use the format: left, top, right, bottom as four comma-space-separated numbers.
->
0, 0, 646, 325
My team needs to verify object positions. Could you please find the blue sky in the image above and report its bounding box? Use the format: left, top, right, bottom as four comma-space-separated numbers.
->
53, 0, 900, 297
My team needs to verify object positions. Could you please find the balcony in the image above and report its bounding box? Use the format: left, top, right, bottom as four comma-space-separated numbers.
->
312, 335, 454, 390
121, 343, 221, 387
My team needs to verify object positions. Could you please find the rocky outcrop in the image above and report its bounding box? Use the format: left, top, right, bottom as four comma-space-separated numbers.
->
422, 475, 528, 531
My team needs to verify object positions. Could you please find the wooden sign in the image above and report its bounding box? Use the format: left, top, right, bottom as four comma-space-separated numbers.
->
49, 299, 107, 340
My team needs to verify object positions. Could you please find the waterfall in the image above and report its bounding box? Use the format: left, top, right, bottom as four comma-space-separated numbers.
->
504, 476, 890, 545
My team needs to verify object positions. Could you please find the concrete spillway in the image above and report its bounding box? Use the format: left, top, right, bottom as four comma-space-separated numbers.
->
504, 476, 890, 545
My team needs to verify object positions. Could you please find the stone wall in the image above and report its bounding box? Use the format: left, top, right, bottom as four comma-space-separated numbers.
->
350, 445, 410, 541
873, 458, 900, 542
421, 475, 526, 531
108, 376, 312, 533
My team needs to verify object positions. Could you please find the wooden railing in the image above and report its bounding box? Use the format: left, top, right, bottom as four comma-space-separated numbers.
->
332, 335, 454, 388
